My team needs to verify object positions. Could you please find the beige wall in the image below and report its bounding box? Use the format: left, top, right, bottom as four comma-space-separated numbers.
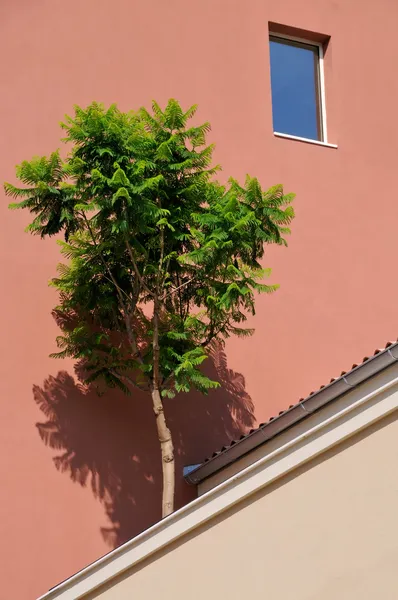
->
85, 407, 398, 600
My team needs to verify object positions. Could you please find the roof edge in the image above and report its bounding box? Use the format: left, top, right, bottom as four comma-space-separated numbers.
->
185, 341, 398, 484
37, 348, 398, 600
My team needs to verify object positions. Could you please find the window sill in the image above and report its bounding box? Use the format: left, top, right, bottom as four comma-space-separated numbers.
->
274, 132, 338, 148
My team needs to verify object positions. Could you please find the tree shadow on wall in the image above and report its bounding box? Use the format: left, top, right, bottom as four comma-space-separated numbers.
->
33, 344, 255, 549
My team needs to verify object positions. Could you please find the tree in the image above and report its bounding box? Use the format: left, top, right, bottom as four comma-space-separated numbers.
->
5, 100, 294, 517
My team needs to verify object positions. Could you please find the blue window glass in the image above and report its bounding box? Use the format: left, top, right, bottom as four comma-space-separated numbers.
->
269, 36, 322, 141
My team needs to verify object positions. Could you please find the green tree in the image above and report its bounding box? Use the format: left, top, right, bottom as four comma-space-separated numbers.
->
5, 100, 294, 517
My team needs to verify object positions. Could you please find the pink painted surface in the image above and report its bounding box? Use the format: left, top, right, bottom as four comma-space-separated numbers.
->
1, 0, 398, 597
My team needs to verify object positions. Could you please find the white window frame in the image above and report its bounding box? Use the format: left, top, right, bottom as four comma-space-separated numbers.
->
269, 31, 329, 145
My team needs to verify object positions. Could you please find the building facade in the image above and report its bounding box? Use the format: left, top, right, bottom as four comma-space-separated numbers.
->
1, 1, 398, 598
39, 343, 398, 600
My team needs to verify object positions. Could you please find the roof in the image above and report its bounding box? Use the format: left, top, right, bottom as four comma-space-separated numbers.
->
185, 339, 398, 484
39, 335, 398, 600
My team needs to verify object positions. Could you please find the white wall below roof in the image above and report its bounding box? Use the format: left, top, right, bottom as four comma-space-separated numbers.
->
39, 363, 398, 600
86, 400, 398, 599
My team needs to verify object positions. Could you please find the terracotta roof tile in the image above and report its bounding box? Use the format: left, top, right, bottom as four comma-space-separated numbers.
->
200, 338, 398, 465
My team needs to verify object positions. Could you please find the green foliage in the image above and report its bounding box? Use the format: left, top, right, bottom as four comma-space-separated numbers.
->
5, 99, 295, 398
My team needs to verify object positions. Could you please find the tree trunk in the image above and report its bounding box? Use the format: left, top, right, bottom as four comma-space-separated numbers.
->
152, 288, 175, 517
151, 387, 175, 518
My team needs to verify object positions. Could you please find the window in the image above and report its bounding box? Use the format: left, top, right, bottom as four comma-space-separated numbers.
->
269, 34, 326, 142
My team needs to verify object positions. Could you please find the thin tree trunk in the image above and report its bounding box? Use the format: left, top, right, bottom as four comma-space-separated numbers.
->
152, 290, 175, 517
151, 386, 175, 517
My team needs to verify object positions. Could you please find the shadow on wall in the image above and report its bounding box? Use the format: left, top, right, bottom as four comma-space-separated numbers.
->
33, 344, 255, 549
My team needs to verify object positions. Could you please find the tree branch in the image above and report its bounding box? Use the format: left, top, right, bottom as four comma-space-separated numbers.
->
158, 225, 165, 294
110, 369, 148, 392
161, 276, 196, 301
201, 317, 230, 347
80, 212, 129, 305
125, 239, 154, 297
80, 212, 145, 366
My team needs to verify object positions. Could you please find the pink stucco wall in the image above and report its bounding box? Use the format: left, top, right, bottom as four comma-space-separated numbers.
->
2, 1, 398, 598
